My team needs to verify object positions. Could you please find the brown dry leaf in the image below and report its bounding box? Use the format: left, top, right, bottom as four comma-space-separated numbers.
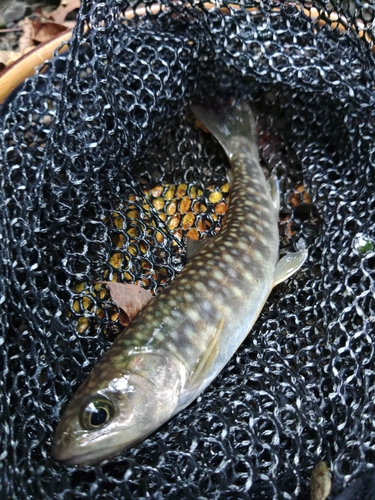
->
18, 18, 69, 53
18, 18, 35, 54
97, 281, 153, 326
0, 49, 26, 67
47, 0, 81, 25
0, 4, 75, 70
31, 20, 69, 44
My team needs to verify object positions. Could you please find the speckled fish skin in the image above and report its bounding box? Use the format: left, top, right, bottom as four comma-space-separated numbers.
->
51, 102, 306, 466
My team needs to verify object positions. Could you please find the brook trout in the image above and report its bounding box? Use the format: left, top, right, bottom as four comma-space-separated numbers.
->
51, 102, 307, 465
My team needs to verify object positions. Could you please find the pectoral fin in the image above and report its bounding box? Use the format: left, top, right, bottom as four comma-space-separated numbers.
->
187, 317, 225, 392
226, 169, 234, 185
273, 249, 308, 287
268, 174, 280, 212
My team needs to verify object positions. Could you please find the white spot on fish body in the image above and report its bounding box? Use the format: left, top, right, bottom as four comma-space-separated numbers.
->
207, 278, 219, 289
252, 249, 265, 262
248, 212, 259, 222
169, 298, 178, 308
237, 241, 251, 252
223, 253, 236, 264
197, 267, 208, 279
255, 226, 268, 237
201, 299, 216, 315
216, 259, 229, 272
260, 234, 271, 247
212, 269, 225, 282
187, 308, 201, 323
194, 281, 207, 293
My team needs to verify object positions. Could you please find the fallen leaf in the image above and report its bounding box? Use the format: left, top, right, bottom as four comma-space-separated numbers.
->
0, 1, 77, 72
310, 462, 331, 500
31, 21, 69, 44
97, 281, 153, 326
47, 0, 81, 25
17, 17, 70, 54
18, 18, 35, 54
0, 49, 24, 66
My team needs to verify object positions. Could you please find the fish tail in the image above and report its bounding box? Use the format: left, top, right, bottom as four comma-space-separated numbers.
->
191, 101, 258, 159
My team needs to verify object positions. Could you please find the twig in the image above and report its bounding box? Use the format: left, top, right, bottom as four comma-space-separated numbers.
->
0, 28, 24, 33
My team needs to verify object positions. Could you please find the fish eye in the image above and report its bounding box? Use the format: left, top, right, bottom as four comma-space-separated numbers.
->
81, 398, 114, 430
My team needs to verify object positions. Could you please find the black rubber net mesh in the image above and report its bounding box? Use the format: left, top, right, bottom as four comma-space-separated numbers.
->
1, 0, 375, 498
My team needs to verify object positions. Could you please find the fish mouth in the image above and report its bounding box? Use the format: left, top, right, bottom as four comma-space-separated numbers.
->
52, 445, 115, 466
50, 424, 142, 466
51, 434, 128, 466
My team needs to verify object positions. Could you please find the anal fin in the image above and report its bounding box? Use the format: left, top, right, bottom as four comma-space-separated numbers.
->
273, 250, 308, 287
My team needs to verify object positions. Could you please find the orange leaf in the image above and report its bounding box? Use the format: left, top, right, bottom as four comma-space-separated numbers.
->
97, 282, 153, 326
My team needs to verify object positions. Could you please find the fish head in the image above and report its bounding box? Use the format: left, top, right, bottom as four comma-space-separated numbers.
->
51, 349, 185, 465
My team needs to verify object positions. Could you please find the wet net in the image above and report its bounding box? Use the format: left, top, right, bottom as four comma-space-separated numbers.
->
1, 0, 375, 498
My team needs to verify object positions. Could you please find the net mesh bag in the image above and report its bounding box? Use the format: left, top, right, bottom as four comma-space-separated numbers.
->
1, 0, 375, 498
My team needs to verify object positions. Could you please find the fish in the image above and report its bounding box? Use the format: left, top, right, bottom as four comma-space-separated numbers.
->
51, 102, 307, 466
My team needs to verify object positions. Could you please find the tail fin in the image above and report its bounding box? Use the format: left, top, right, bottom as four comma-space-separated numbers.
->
191, 101, 258, 159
